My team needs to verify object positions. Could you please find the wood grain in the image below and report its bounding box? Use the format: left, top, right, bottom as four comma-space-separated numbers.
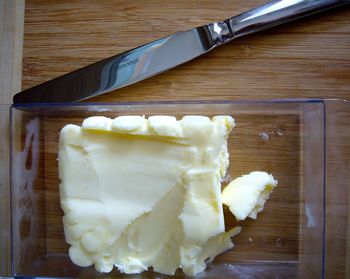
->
8, 0, 350, 278
0, 0, 25, 276
22, 0, 350, 102
0, 0, 24, 104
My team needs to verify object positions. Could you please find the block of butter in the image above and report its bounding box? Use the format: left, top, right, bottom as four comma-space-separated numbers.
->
222, 171, 278, 221
59, 115, 240, 276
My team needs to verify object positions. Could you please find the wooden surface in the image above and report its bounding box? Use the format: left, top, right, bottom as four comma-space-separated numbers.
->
1, 0, 350, 278
0, 0, 25, 276
22, 0, 350, 102
0, 0, 24, 104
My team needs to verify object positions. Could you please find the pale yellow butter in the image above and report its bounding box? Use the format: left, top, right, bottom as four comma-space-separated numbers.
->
222, 171, 278, 221
59, 115, 238, 276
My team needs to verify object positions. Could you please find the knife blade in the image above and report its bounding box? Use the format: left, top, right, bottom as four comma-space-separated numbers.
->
13, 0, 348, 103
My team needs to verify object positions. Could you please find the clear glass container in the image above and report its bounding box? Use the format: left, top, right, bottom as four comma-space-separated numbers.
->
1, 99, 349, 278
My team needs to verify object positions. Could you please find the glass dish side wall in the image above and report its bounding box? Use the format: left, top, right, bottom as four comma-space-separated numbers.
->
8, 101, 327, 278
10, 108, 47, 276
324, 100, 350, 278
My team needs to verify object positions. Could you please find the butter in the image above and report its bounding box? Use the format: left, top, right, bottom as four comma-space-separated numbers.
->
59, 115, 237, 276
112, 115, 148, 133
222, 171, 278, 221
180, 226, 241, 276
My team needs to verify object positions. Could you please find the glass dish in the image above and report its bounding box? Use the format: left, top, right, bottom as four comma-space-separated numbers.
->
1, 99, 349, 278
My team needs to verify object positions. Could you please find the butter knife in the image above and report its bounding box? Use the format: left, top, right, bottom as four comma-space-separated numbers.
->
13, 0, 349, 103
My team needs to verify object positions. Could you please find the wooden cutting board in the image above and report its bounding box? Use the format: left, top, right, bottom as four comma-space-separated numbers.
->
1, 0, 350, 278
22, 0, 350, 102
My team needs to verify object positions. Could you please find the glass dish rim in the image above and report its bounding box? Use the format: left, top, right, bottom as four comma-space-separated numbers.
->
9, 98, 349, 109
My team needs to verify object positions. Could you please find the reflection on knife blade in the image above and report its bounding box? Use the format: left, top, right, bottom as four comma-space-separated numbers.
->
13, 0, 348, 103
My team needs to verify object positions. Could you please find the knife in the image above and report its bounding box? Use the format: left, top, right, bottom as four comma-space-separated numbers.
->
13, 0, 349, 103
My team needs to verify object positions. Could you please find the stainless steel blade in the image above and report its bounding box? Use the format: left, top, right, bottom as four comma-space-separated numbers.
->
13, 0, 348, 103
14, 29, 215, 103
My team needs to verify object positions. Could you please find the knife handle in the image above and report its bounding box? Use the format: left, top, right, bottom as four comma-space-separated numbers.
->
206, 0, 349, 46
228, 0, 349, 39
